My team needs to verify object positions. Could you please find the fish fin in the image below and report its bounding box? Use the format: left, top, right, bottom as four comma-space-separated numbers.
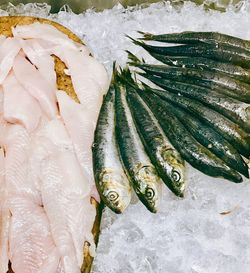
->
137, 31, 154, 40
125, 35, 147, 48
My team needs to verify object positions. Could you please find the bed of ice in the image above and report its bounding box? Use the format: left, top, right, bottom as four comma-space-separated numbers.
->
1, 1, 250, 272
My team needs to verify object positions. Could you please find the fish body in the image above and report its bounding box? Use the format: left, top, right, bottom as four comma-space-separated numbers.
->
124, 80, 186, 197
115, 80, 162, 213
141, 84, 250, 158
132, 62, 250, 102
153, 98, 249, 177
141, 73, 250, 133
93, 83, 131, 213
139, 31, 250, 52
139, 90, 242, 183
134, 39, 250, 68
149, 54, 250, 83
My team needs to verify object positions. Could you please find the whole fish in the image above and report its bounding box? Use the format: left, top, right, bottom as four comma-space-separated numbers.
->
155, 98, 249, 178
115, 76, 162, 213
140, 73, 250, 133
92, 81, 131, 214
138, 31, 250, 52
121, 70, 185, 197
138, 89, 243, 183
140, 83, 250, 158
130, 37, 250, 68
147, 54, 250, 83
128, 54, 250, 102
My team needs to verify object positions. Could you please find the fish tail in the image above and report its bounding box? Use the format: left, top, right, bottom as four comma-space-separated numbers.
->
137, 31, 154, 40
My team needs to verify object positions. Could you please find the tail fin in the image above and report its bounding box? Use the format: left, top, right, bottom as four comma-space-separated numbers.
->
137, 31, 154, 40
125, 34, 148, 49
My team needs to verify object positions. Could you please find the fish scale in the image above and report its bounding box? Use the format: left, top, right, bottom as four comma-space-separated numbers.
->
115, 78, 162, 213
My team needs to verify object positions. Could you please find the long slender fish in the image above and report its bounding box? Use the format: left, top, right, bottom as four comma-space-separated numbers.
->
122, 71, 185, 197
130, 37, 250, 68
153, 97, 249, 178
148, 54, 250, 83
140, 73, 250, 133
138, 31, 250, 52
137, 89, 243, 183
115, 76, 162, 213
92, 82, 131, 214
140, 83, 250, 158
128, 56, 250, 102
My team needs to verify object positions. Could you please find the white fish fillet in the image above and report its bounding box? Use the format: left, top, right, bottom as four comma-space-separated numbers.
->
60, 49, 109, 119
0, 37, 21, 84
36, 118, 95, 270
0, 147, 9, 273
13, 53, 58, 119
57, 91, 100, 201
3, 72, 42, 132
8, 197, 60, 273
4, 125, 59, 273
20, 39, 57, 88
12, 22, 86, 51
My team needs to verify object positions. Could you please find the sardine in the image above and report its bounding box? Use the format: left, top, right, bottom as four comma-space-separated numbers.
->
122, 70, 185, 197
138, 90, 243, 183
140, 83, 250, 158
92, 82, 131, 214
115, 76, 162, 213
140, 73, 250, 133
138, 31, 250, 52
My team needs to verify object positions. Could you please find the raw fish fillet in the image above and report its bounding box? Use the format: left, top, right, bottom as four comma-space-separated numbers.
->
5, 125, 59, 273
20, 39, 57, 88
3, 72, 42, 132
12, 22, 86, 51
57, 91, 99, 201
0, 147, 9, 273
35, 118, 95, 270
0, 37, 20, 84
61, 49, 109, 118
13, 54, 58, 119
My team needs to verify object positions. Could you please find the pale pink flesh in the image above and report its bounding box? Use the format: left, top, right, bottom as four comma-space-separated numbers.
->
35, 118, 95, 270
20, 39, 57, 89
57, 91, 100, 202
13, 54, 58, 119
4, 125, 59, 273
12, 23, 87, 51
59, 49, 109, 119
0, 147, 10, 273
3, 72, 42, 132
0, 37, 21, 84
0, 23, 108, 271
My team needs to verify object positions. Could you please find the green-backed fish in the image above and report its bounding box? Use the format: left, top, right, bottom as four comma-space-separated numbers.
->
157, 98, 249, 178
120, 69, 185, 197
127, 54, 250, 103
129, 37, 250, 68
92, 80, 131, 214
140, 83, 250, 158
114, 75, 162, 213
138, 90, 243, 183
147, 54, 250, 83
138, 31, 250, 52
140, 73, 250, 133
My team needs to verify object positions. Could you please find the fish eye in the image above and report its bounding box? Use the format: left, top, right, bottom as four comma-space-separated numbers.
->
171, 170, 181, 182
145, 188, 155, 200
107, 191, 119, 202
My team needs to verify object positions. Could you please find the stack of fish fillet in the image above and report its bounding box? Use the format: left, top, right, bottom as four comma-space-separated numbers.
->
93, 32, 250, 214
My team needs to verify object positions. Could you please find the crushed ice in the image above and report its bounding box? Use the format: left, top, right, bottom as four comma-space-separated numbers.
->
1, 1, 250, 272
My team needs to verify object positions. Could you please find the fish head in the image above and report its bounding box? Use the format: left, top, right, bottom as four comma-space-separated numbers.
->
161, 147, 186, 197
97, 169, 131, 214
134, 165, 162, 213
